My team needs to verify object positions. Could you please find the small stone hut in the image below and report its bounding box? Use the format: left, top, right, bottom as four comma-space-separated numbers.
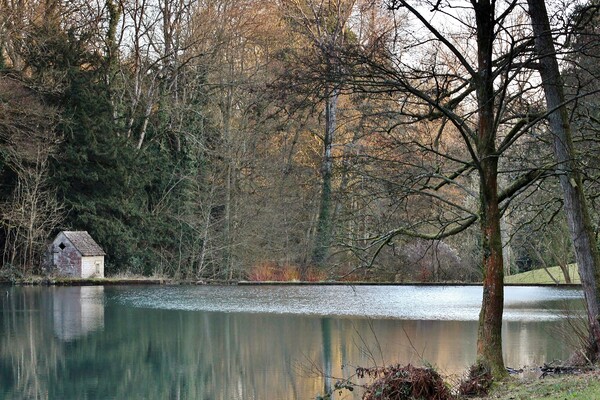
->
51, 231, 106, 278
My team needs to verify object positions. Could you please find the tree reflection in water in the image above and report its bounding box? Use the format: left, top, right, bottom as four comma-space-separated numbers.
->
0, 286, 580, 399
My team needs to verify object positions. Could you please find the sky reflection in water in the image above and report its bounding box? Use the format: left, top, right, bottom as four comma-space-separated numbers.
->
114, 285, 583, 321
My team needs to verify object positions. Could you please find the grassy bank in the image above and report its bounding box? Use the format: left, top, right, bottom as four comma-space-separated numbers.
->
504, 265, 579, 285
476, 370, 600, 399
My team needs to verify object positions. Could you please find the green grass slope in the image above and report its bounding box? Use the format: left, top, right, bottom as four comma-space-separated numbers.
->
476, 371, 600, 399
504, 264, 580, 284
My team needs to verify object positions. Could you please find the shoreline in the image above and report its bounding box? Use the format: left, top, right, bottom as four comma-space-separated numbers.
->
0, 277, 168, 286
0, 277, 583, 287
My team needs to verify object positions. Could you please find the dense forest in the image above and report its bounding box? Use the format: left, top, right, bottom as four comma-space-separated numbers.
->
0, 0, 598, 285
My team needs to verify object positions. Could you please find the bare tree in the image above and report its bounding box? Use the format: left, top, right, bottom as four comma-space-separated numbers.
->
338, 0, 559, 377
527, 0, 600, 358
0, 77, 63, 274
280, 0, 357, 267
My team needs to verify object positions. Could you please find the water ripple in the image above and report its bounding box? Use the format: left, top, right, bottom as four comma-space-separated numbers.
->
112, 285, 584, 321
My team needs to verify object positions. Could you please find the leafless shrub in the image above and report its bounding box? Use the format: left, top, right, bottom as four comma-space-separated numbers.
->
399, 239, 464, 282
358, 364, 454, 400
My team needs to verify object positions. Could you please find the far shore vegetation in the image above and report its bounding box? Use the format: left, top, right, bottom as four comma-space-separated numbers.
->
0, 263, 584, 286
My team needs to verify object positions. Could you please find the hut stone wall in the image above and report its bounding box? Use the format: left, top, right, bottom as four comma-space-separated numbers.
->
52, 233, 81, 276
51, 231, 105, 278
81, 256, 104, 278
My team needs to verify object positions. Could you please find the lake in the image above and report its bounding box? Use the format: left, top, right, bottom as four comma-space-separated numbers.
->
0, 285, 584, 399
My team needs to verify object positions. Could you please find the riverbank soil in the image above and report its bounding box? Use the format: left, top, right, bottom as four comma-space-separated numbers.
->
474, 370, 600, 399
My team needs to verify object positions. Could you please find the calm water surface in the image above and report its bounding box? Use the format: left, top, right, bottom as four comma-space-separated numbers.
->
0, 285, 584, 399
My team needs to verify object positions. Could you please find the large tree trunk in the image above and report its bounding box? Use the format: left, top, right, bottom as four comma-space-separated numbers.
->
474, 0, 507, 378
311, 87, 339, 266
477, 159, 506, 378
501, 216, 513, 276
223, 85, 234, 280
527, 0, 600, 356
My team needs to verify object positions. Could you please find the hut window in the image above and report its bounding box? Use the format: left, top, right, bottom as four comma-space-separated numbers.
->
58, 242, 66, 250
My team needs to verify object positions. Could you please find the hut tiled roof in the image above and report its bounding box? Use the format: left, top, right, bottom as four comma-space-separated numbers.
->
63, 231, 106, 256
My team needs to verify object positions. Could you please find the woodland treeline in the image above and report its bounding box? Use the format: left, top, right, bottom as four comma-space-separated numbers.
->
0, 0, 598, 284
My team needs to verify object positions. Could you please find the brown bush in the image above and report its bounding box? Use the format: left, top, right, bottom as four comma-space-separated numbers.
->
358, 364, 454, 400
247, 261, 279, 281
457, 362, 493, 397
304, 266, 327, 281
247, 261, 304, 281
279, 264, 301, 281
